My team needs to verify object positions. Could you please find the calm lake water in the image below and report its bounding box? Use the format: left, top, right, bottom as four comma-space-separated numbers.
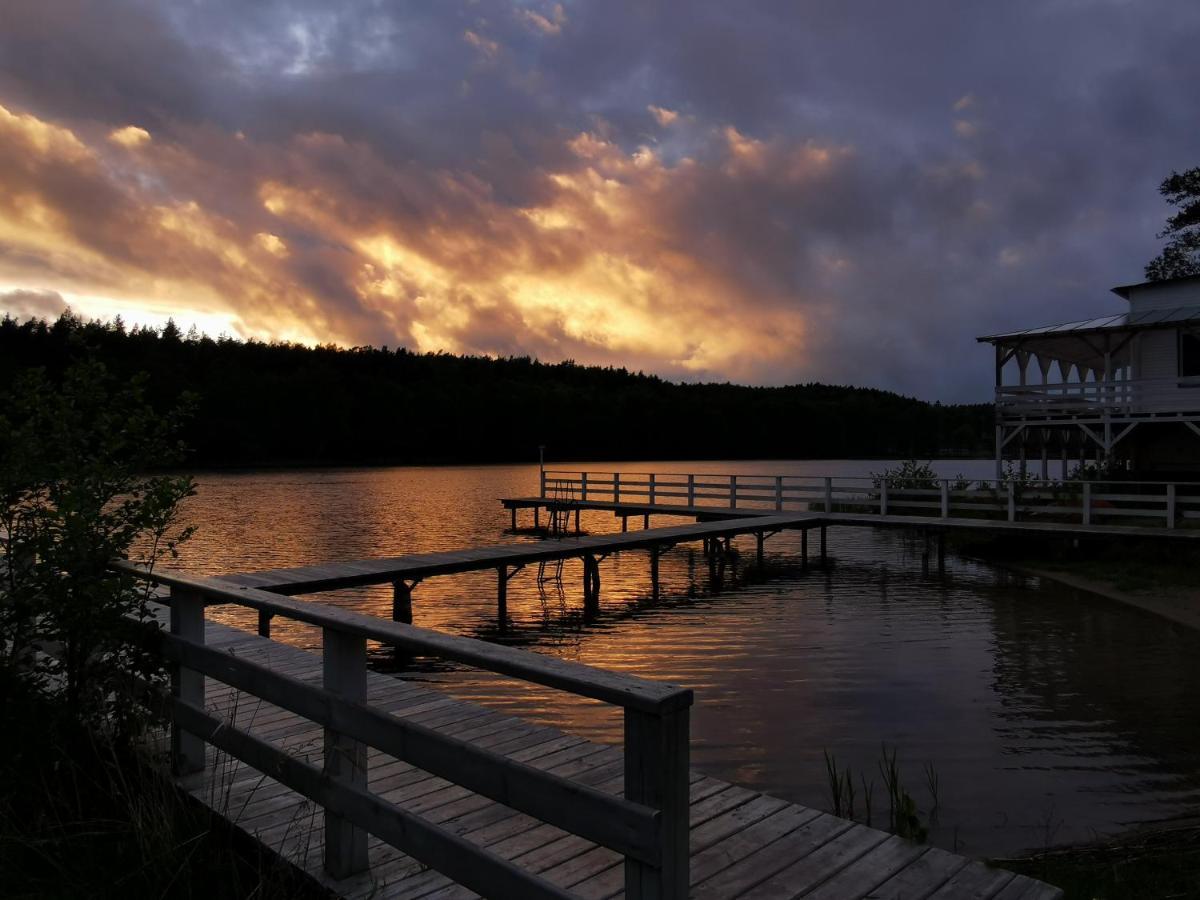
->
173, 459, 1200, 857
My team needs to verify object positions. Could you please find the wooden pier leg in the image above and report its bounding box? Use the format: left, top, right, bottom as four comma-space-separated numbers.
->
534, 505, 541, 530
257, 609, 273, 638
643, 513, 650, 529
624, 706, 690, 900
650, 546, 660, 601
622, 516, 628, 532
937, 532, 946, 574
170, 587, 206, 775
801, 528, 809, 571
820, 526, 828, 568
583, 555, 600, 619
392, 580, 413, 624
323, 628, 369, 879
575, 507, 581, 535
510, 506, 517, 531
497, 567, 508, 632
756, 531, 764, 568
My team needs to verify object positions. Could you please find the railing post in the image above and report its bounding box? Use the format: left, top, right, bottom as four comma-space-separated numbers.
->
940, 480, 950, 519
581, 471, 589, 502
775, 476, 783, 511
687, 474, 695, 507
1007, 480, 1016, 522
614, 472, 621, 504
880, 479, 889, 516
824, 477, 833, 513
729, 475, 737, 509
323, 628, 369, 879
625, 705, 690, 900
649, 473, 656, 505
1167, 483, 1176, 529
1082, 482, 1091, 526
170, 587, 206, 775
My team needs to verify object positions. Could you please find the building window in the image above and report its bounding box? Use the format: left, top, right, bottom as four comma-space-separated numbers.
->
1180, 332, 1200, 378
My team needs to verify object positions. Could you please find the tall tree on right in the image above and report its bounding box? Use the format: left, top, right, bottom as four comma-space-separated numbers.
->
1145, 166, 1200, 281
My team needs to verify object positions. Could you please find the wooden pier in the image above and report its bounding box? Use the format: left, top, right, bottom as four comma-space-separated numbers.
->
120, 561, 1061, 900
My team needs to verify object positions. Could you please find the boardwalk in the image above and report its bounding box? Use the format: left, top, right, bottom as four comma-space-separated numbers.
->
154, 609, 1060, 900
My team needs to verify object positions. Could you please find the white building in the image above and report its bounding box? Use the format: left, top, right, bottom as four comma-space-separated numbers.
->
977, 274, 1200, 478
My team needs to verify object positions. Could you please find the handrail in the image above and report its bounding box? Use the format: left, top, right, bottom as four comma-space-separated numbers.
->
116, 561, 691, 714
538, 469, 1200, 529
119, 562, 694, 898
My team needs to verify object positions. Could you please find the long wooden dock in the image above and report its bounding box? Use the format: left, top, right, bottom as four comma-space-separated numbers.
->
148, 608, 1060, 900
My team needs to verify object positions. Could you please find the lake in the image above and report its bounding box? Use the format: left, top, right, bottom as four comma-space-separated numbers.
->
171, 459, 1200, 857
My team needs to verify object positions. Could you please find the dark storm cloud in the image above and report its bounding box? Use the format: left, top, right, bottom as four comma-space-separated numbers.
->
0, 0, 1197, 398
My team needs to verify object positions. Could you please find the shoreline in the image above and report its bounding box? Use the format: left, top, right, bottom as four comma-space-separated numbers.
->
995, 561, 1200, 634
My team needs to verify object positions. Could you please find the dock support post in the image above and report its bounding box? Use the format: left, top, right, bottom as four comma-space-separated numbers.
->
575, 507, 581, 535
622, 515, 628, 532
940, 480, 950, 519
824, 477, 833, 513
756, 531, 764, 568
392, 580, 414, 624
1040, 443, 1049, 481
497, 567, 508, 632
535, 505, 541, 530
1007, 481, 1016, 522
801, 528, 809, 571
937, 531, 946, 574
880, 479, 889, 516
1082, 482, 1091, 525
775, 476, 783, 511
323, 628, 369, 879
583, 554, 600, 619
1167, 483, 1176, 529
650, 546, 660, 601
624, 705, 690, 900
730, 475, 737, 509
510, 506, 517, 531
257, 610, 274, 638
820, 526, 827, 568
643, 513, 650, 529
170, 587, 206, 775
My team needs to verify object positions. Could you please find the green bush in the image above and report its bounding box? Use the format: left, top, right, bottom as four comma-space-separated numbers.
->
0, 358, 195, 737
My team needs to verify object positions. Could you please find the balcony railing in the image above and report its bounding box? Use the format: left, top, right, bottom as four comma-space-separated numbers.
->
996, 375, 1200, 419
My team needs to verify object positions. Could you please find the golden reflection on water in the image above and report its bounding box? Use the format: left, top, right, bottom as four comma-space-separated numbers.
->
171, 460, 1200, 856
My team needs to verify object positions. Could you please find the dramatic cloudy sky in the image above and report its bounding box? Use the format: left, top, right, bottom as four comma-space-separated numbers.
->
0, 1, 1197, 400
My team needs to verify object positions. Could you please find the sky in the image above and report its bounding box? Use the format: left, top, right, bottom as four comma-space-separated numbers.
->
0, 1, 1197, 401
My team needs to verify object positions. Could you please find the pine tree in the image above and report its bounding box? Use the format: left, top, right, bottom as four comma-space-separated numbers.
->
1145, 166, 1200, 281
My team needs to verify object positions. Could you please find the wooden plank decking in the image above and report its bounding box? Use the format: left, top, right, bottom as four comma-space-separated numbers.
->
168, 615, 1060, 899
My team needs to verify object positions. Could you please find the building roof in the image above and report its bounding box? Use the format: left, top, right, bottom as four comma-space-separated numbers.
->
977, 305, 1200, 345
1111, 272, 1200, 299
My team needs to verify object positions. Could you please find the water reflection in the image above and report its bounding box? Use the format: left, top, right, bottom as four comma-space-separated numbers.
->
172, 460, 1200, 856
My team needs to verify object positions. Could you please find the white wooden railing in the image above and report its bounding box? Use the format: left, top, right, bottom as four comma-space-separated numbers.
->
540, 470, 1200, 529
117, 562, 692, 900
996, 375, 1200, 419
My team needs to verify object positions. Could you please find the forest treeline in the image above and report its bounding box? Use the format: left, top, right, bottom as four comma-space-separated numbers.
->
0, 313, 993, 467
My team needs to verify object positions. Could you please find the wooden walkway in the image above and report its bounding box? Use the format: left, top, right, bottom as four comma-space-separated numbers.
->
501, 496, 1200, 541
160, 611, 1060, 900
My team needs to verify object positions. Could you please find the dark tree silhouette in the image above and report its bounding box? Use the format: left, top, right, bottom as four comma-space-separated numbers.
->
0, 312, 992, 467
1146, 166, 1200, 281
